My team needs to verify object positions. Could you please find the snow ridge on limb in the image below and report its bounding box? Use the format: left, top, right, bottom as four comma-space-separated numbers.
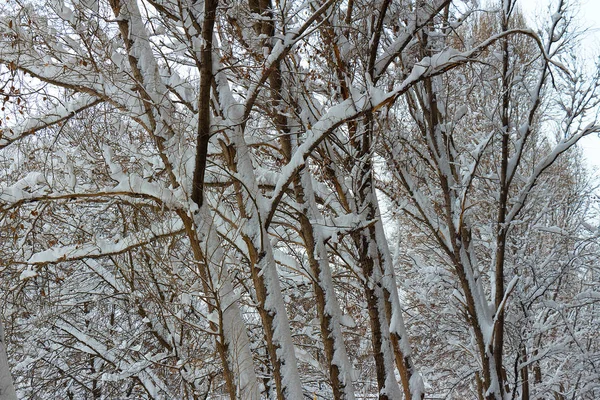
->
109, 0, 176, 140
373, 0, 452, 78
24, 219, 183, 265
373, 211, 423, 400
107, 0, 186, 192
298, 164, 356, 400
505, 122, 600, 226
0, 95, 102, 149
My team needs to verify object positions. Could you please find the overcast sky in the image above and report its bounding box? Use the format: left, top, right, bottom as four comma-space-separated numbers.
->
520, 0, 600, 172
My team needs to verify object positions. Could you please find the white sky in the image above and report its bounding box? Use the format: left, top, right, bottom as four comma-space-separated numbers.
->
520, 0, 600, 175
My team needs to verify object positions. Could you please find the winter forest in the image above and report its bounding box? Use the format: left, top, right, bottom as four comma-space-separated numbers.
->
0, 0, 599, 399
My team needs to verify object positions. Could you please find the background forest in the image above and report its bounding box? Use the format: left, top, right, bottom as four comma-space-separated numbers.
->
0, 0, 599, 399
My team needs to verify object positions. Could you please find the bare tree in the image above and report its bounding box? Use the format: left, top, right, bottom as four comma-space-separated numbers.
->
0, 0, 598, 399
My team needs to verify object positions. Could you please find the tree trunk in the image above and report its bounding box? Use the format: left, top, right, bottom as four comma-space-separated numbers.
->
0, 320, 16, 400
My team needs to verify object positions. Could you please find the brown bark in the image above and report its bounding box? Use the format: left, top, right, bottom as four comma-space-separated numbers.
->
491, 5, 514, 397
520, 347, 530, 400
283, 145, 349, 399
476, 372, 485, 400
354, 233, 392, 400
350, 115, 397, 400
179, 211, 237, 400
383, 288, 415, 400
108, 0, 179, 189
219, 137, 288, 400
191, 0, 218, 207
267, 30, 350, 399
245, 240, 287, 400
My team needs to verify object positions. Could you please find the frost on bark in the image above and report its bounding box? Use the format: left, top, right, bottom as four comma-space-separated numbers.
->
0, 0, 599, 399
0, 321, 16, 400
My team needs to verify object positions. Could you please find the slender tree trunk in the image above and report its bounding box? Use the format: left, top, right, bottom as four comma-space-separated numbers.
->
295, 175, 356, 400
214, 69, 304, 400
0, 320, 17, 400
267, 38, 355, 398
191, 0, 218, 208
491, 4, 514, 397
180, 209, 261, 400
520, 347, 530, 400
350, 115, 402, 400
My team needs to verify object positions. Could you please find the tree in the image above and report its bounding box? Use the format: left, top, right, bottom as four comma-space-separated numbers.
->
0, 0, 598, 399
377, 1, 600, 398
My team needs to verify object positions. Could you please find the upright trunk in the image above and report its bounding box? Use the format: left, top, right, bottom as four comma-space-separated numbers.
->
376, 212, 422, 400
185, 0, 260, 397
350, 115, 402, 400
268, 41, 355, 399
317, 3, 421, 395
294, 172, 356, 400
520, 347, 530, 400
491, 3, 514, 397
241, 211, 303, 400
364, 2, 422, 396
180, 209, 261, 400
404, 22, 505, 396
0, 320, 17, 400
191, 0, 218, 208
214, 69, 304, 400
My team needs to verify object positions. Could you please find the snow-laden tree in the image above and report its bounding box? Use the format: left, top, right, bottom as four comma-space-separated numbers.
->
0, 0, 598, 399
377, 1, 600, 398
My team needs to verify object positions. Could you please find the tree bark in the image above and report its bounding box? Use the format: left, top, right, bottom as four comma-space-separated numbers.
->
0, 320, 17, 400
